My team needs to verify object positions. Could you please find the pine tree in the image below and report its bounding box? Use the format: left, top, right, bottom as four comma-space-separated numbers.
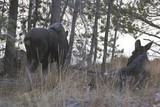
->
4, 0, 18, 77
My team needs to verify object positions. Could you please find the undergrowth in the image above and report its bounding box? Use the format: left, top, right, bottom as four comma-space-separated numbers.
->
0, 56, 160, 107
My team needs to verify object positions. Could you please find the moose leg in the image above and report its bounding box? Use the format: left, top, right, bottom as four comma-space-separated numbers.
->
42, 60, 48, 80
25, 45, 31, 64
135, 71, 150, 90
119, 72, 127, 93
27, 59, 39, 91
41, 57, 49, 90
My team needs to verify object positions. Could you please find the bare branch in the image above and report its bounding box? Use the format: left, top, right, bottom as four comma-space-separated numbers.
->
150, 49, 160, 55
143, 38, 160, 47
133, 28, 160, 39
134, 13, 160, 29
2, 33, 17, 42
60, 0, 69, 22
120, 7, 160, 30
0, 48, 5, 51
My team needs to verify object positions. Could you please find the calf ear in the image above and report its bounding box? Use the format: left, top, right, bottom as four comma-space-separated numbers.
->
145, 41, 153, 50
135, 39, 141, 50
65, 31, 68, 37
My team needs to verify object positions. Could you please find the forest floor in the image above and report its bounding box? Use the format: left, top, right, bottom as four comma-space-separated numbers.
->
0, 57, 160, 107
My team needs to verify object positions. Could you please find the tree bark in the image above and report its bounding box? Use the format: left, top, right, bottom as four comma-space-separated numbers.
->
89, 0, 100, 64
4, 0, 18, 77
101, 0, 113, 72
93, 0, 100, 63
68, 0, 80, 64
60, 0, 68, 22
0, 0, 6, 32
51, 0, 61, 24
33, 0, 39, 28
28, 0, 34, 31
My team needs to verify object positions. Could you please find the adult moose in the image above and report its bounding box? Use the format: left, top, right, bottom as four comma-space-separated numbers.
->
24, 23, 69, 90
104, 39, 153, 92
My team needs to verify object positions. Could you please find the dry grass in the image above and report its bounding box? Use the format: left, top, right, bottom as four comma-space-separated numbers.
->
0, 56, 160, 107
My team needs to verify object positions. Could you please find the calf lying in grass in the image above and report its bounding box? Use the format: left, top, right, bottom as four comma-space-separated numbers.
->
104, 39, 153, 91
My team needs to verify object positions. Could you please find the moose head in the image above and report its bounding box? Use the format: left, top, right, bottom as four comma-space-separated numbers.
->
127, 39, 153, 66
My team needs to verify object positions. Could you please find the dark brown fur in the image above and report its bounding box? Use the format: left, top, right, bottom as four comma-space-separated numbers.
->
24, 23, 69, 90
119, 40, 153, 91
24, 23, 68, 73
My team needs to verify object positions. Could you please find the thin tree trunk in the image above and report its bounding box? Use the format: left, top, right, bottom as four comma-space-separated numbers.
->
28, 0, 34, 31
111, 0, 122, 60
101, 0, 113, 72
60, 0, 68, 22
88, 0, 100, 64
93, 0, 100, 63
33, 0, 39, 27
68, 0, 80, 64
4, 0, 18, 77
1, 0, 5, 17
51, 0, 61, 23
88, 29, 95, 63
93, 35, 98, 62
0, 0, 6, 32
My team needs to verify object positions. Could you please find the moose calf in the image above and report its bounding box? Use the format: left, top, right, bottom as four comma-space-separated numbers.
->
119, 40, 153, 91
104, 39, 153, 92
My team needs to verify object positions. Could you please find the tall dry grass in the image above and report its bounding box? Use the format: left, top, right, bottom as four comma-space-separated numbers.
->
0, 56, 160, 107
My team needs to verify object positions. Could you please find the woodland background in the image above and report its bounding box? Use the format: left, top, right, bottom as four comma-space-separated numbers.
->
0, 0, 160, 76
0, 0, 160, 107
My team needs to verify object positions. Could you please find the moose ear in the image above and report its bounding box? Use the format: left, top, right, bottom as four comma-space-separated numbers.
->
145, 41, 153, 50
65, 31, 68, 37
135, 39, 141, 50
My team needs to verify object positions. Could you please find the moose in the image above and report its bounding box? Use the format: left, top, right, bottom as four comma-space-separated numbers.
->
24, 23, 69, 90
104, 39, 153, 91
119, 39, 153, 91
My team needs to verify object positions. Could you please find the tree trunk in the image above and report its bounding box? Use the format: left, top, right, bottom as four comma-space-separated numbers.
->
0, 0, 6, 32
28, 0, 34, 31
4, 0, 18, 77
51, 0, 61, 23
1, 0, 5, 17
60, 0, 68, 22
68, 0, 80, 64
101, 0, 113, 72
88, 0, 100, 64
93, 35, 98, 62
93, 0, 100, 63
111, 0, 122, 60
33, 0, 39, 28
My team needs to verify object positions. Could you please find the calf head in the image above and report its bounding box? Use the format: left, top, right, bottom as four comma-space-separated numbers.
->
127, 39, 153, 66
